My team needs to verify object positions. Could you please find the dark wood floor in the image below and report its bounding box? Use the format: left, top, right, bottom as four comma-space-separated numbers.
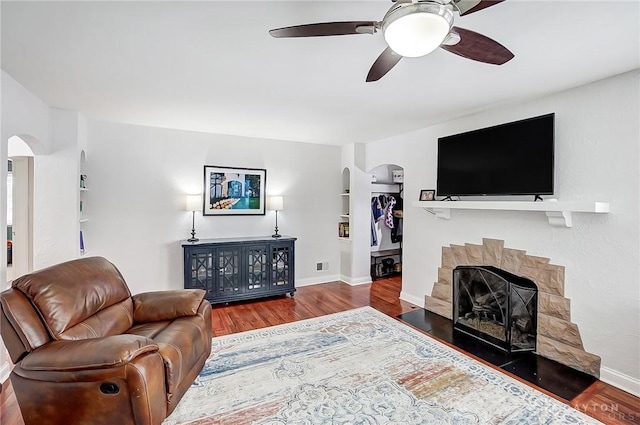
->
2, 277, 639, 424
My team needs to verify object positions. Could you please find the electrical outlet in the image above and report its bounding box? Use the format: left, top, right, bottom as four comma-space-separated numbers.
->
316, 262, 329, 271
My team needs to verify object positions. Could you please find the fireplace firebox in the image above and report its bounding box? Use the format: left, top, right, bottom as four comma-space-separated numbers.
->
453, 266, 537, 353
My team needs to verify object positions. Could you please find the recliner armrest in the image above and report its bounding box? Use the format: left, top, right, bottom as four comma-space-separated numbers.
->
20, 334, 158, 371
132, 289, 206, 323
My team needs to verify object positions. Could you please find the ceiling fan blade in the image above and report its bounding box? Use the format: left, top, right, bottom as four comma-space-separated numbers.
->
269, 21, 377, 38
454, 0, 506, 16
440, 26, 514, 65
366, 47, 403, 82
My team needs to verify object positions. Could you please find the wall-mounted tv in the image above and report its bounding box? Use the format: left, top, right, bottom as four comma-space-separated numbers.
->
436, 113, 555, 197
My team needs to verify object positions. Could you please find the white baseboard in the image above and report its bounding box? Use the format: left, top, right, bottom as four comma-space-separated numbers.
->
339, 275, 372, 286
600, 366, 640, 397
295, 275, 341, 287
400, 291, 424, 308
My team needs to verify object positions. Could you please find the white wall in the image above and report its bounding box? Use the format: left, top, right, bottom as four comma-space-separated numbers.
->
1, 71, 50, 153
340, 144, 373, 285
366, 70, 640, 392
1, 71, 52, 284
1, 71, 52, 382
32, 109, 86, 269
86, 121, 342, 294
0, 74, 82, 272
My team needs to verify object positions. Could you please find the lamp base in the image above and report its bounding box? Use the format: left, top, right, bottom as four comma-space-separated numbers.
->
188, 211, 199, 242
271, 233, 282, 238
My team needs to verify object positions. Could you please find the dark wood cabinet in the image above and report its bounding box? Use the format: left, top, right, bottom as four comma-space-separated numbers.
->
182, 236, 296, 304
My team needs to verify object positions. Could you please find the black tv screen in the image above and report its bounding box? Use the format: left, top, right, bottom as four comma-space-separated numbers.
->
437, 113, 554, 197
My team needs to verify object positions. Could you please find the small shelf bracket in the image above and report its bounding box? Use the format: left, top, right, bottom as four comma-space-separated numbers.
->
545, 211, 572, 227
423, 207, 451, 220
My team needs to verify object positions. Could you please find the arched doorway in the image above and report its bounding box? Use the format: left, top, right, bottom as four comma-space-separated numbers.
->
6, 135, 36, 281
368, 164, 404, 282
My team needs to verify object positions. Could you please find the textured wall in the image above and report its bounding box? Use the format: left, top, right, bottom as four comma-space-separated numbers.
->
366, 70, 640, 391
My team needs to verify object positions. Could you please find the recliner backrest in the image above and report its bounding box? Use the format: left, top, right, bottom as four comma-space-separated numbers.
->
2, 257, 134, 359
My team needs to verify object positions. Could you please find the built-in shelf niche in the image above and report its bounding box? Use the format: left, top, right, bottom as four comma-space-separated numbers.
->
79, 150, 88, 255
339, 168, 351, 240
413, 200, 610, 228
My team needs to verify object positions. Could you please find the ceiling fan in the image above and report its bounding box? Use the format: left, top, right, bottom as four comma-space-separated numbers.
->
269, 0, 514, 82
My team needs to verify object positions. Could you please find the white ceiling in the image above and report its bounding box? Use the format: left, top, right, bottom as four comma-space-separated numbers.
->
2, 1, 639, 145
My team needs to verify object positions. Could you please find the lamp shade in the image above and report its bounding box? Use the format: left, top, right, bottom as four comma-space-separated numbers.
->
186, 194, 202, 212
267, 195, 284, 211
383, 3, 453, 58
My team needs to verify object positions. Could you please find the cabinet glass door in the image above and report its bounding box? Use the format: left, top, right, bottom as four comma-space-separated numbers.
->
188, 251, 215, 297
246, 246, 268, 293
271, 245, 292, 288
217, 248, 240, 295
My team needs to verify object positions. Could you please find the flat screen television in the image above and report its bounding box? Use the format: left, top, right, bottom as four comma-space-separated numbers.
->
436, 113, 554, 197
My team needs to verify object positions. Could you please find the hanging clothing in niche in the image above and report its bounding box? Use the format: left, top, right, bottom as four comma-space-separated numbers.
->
385, 196, 396, 229
372, 194, 403, 245
391, 195, 403, 243
371, 196, 384, 247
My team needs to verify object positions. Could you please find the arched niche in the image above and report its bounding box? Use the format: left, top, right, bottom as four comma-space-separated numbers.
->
341, 167, 350, 193
368, 163, 404, 278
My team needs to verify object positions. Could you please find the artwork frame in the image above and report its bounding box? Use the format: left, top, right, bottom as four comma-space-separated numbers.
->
419, 189, 435, 201
203, 165, 267, 216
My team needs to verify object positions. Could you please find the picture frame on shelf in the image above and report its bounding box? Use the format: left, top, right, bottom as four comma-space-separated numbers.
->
203, 165, 266, 216
419, 189, 435, 201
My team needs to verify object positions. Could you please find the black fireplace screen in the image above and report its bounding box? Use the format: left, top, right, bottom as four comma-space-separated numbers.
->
453, 265, 537, 352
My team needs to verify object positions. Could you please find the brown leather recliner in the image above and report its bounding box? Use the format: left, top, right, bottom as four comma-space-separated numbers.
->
0, 256, 212, 425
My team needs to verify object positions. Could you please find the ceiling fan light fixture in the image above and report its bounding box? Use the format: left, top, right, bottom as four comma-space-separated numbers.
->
383, 3, 454, 58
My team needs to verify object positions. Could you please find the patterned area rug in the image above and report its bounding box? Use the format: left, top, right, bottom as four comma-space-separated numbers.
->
164, 307, 602, 425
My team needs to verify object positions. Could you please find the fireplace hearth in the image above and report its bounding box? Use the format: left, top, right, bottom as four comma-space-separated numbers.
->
453, 265, 537, 353
424, 239, 602, 377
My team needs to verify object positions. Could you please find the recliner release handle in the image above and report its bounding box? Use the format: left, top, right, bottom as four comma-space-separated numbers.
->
100, 382, 120, 395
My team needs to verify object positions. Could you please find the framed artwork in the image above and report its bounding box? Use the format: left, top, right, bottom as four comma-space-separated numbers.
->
419, 189, 435, 201
203, 166, 266, 216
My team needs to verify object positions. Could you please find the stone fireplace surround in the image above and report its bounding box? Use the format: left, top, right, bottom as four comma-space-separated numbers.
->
424, 238, 601, 377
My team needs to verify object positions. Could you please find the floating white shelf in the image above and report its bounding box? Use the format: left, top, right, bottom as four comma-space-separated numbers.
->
371, 182, 401, 193
412, 200, 610, 228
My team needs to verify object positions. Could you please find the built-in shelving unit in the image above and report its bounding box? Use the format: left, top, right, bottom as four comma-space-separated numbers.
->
339, 169, 351, 240
413, 200, 610, 228
79, 150, 88, 255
